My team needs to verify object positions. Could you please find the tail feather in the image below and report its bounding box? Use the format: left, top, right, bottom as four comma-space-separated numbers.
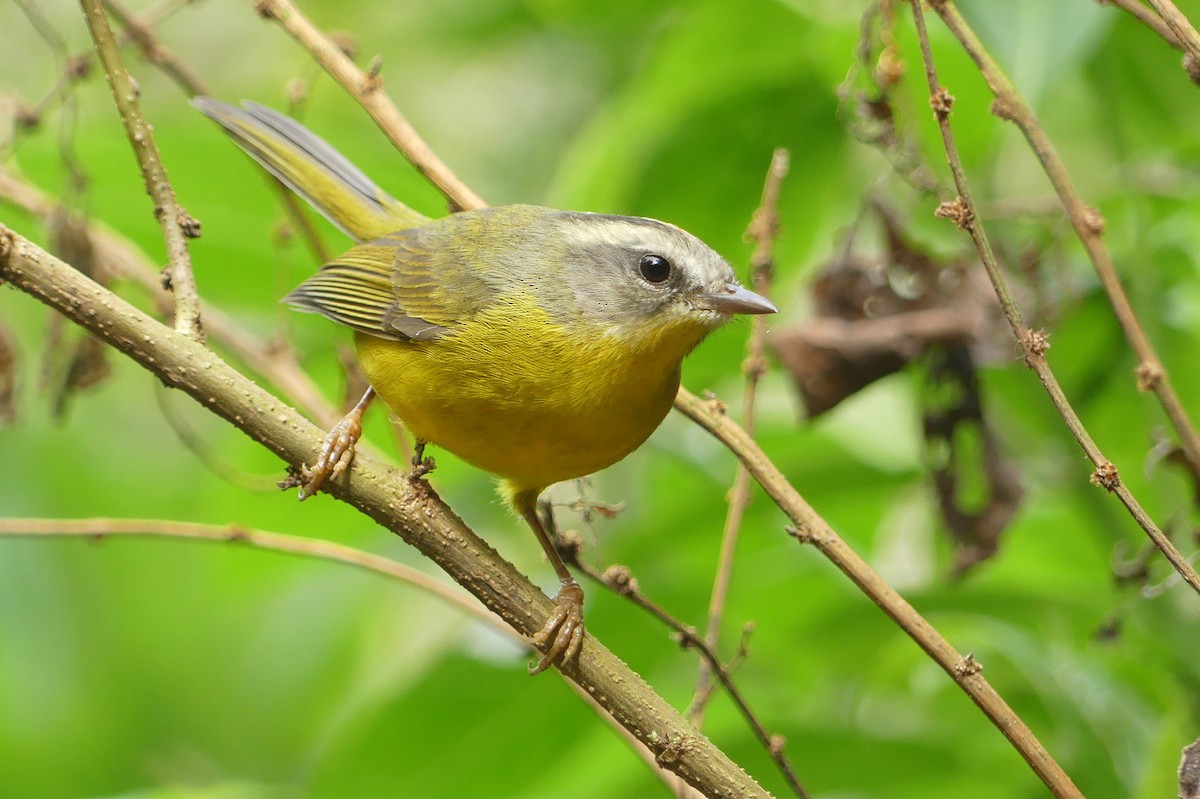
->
193, 97, 428, 242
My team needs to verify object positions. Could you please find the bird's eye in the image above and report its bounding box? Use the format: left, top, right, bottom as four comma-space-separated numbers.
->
639, 253, 672, 284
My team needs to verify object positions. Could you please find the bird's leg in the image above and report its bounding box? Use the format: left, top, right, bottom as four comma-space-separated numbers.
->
298, 387, 375, 500
517, 492, 585, 674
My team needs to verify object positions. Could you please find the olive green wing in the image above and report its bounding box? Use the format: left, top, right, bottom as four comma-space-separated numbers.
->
284, 228, 493, 342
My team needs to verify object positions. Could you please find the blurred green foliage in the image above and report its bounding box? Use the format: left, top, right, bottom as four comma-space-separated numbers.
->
2, 0, 1200, 797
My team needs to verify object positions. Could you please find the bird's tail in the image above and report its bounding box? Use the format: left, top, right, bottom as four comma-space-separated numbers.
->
193, 97, 428, 243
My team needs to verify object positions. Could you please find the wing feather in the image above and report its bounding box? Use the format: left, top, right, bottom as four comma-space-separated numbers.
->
284, 225, 495, 342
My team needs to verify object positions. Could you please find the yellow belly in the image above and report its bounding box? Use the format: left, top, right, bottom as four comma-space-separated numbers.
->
354, 298, 698, 495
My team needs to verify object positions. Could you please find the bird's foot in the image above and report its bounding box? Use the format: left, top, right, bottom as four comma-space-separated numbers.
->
297, 407, 365, 500
528, 580, 585, 675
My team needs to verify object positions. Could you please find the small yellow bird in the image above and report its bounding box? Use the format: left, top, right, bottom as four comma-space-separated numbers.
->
195, 98, 776, 673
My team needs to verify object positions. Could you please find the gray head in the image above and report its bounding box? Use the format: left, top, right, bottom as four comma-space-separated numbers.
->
550, 211, 776, 340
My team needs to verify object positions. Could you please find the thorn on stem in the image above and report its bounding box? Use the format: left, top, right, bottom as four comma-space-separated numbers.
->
1091, 462, 1120, 492
654, 733, 691, 766
929, 87, 954, 119
1135, 361, 1164, 392
671, 625, 701, 650
362, 55, 384, 93
702, 390, 727, 415
1185, 53, 1200, 86
786, 525, 815, 544
278, 464, 305, 491
1020, 328, 1051, 364
555, 528, 584, 563
769, 734, 787, 757
954, 653, 983, 677
1081, 205, 1106, 236
934, 197, 973, 230
177, 209, 202, 239
989, 96, 1017, 122
601, 563, 638, 595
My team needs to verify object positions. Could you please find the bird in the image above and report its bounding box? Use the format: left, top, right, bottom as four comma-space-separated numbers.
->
194, 97, 777, 673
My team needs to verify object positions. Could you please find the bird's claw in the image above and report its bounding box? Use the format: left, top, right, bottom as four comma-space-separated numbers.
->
298, 410, 364, 500
528, 581, 585, 675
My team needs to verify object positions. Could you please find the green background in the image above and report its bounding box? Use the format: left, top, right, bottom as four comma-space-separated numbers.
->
2, 0, 1200, 797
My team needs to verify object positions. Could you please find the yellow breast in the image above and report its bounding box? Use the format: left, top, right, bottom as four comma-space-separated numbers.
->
354, 293, 705, 495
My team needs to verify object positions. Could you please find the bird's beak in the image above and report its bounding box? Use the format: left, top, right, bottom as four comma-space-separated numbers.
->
698, 283, 778, 315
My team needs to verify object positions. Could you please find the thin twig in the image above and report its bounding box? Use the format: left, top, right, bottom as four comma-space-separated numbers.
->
0, 170, 341, 428
77, 0, 200, 338
253, 0, 487, 213
98, 0, 331, 265
14, 0, 328, 268
153, 383, 283, 491
916, 2, 1200, 597
101, 0, 207, 95
0, 516, 493, 622
227, 10, 1080, 790
675, 385, 1083, 799
79, 0, 203, 340
12, 0, 91, 198
1143, 0, 1200, 60
1099, 0, 1185, 48
0, 516, 706, 796
837, 2, 942, 194
927, 1, 1200, 493
692, 148, 789, 727
566, 555, 809, 799
687, 624, 755, 723
0, 227, 773, 799
539, 497, 803, 794
17, 0, 190, 128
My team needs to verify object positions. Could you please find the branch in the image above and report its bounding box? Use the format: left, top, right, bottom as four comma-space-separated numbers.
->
0, 516, 493, 622
693, 147, 789, 726
0, 170, 342, 428
926, 1, 1200, 492
253, 0, 487, 213
101, 0, 206, 95
48, 5, 1104, 792
1143, 0, 1200, 61
15, 0, 189, 130
0, 516, 706, 797
1099, 0, 1185, 49
232, 5, 1084, 785
673, 388, 1084, 799
562, 548, 807, 798
79, 0, 203, 339
0, 226, 772, 799
98, 0, 332, 265
911, 1, 1200, 599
